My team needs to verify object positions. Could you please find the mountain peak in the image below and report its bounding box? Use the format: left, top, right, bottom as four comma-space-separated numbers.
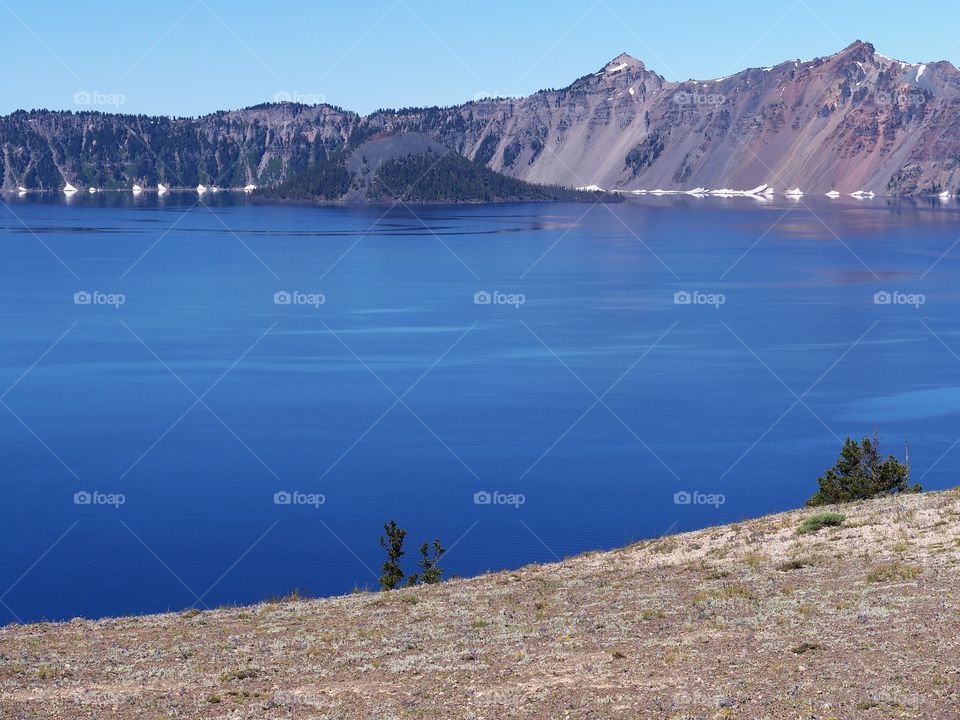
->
836, 39, 876, 58
603, 53, 645, 74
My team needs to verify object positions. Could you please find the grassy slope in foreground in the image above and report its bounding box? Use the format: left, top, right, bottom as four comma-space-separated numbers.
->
2, 488, 959, 718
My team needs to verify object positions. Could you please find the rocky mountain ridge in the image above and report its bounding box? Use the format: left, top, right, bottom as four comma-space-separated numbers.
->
3, 41, 959, 195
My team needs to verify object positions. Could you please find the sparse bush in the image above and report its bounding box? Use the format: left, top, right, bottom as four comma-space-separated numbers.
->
379, 521, 446, 590
807, 432, 919, 506
705, 568, 731, 579
416, 539, 446, 585
693, 583, 751, 603
219, 668, 259, 682
777, 557, 813, 571
264, 588, 310, 604
379, 521, 407, 591
866, 562, 921, 583
797, 512, 846, 535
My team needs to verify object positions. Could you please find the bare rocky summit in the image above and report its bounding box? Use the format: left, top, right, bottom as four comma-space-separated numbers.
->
454, 41, 960, 195
2, 488, 959, 718
4, 41, 960, 196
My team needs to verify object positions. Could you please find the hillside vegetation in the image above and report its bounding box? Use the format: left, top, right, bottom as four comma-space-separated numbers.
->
368, 152, 592, 203
256, 132, 608, 203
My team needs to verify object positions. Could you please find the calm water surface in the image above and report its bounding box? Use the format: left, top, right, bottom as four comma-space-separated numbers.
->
1, 193, 958, 622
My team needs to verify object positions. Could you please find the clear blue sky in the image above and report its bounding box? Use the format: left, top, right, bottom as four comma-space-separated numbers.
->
2, 0, 956, 117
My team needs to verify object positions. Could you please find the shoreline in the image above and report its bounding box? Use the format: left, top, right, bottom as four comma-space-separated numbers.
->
3, 187, 958, 202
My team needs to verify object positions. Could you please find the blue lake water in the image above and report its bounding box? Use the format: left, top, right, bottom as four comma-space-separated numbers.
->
1, 193, 959, 623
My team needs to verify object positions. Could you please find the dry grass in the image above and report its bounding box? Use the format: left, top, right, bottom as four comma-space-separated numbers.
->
866, 561, 922, 583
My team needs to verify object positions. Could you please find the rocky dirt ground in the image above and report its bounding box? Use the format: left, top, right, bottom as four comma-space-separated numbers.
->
2, 489, 959, 719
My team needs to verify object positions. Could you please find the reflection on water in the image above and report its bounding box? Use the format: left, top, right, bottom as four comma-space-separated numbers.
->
841, 387, 960, 422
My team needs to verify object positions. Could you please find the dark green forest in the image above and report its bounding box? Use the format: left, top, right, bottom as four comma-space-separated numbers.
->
369, 152, 598, 203
256, 156, 353, 200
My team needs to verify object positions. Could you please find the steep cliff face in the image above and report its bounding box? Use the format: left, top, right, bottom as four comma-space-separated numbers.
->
446, 41, 960, 194
0, 104, 357, 191
4, 41, 960, 194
